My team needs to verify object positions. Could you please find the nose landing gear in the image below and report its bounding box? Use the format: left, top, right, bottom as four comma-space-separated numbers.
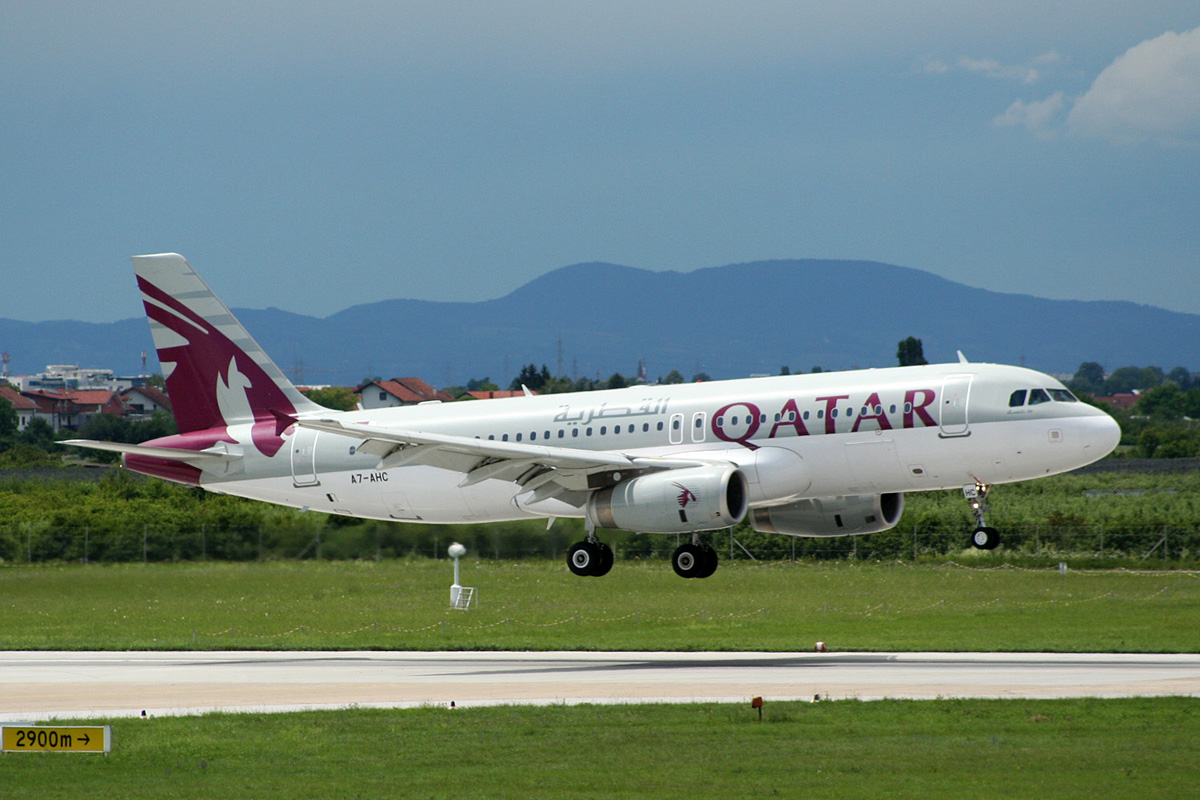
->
964, 482, 1000, 550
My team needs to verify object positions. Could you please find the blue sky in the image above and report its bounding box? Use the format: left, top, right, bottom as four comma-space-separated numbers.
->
3, 2, 1198, 323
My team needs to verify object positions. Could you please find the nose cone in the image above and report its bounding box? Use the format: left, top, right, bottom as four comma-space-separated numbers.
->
1083, 408, 1122, 462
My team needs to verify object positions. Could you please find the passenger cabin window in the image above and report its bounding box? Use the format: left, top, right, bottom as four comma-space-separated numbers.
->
1009, 390, 1027, 407
1028, 388, 1051, 405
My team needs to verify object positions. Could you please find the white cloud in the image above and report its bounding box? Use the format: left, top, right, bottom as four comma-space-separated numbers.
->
1067, 26, 1200, 145
958, 56, 1040, 84
920, 56, 949, 76
994, 92, 1066, 132
920, 52, 1061, 83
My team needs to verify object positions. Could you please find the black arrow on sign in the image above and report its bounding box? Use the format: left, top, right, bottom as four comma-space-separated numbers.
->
77, 733, 90, 745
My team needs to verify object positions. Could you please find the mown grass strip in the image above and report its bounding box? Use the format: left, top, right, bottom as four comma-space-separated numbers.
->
2, 560, 1198, 652
3, 698, 1198, 799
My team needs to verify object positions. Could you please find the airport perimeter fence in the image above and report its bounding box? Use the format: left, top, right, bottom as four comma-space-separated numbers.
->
0, 521, 1197, 566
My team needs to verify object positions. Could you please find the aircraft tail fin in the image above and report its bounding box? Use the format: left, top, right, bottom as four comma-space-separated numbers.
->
132, 253, 322, 445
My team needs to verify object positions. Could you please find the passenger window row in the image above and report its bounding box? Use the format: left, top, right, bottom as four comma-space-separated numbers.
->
480, 421, 667, 442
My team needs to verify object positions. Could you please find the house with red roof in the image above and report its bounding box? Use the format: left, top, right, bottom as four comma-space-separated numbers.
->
463, 389, 531, 400
120, 385, 173, 418
19, 389, 125, 431
356, 378, 456, 410
0, 385, 39, 431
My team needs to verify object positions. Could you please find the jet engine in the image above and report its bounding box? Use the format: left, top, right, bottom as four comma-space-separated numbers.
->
748, 493, 904, 537
586, 465, 749, 534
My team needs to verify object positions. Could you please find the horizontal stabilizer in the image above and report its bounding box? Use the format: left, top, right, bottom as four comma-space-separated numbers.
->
60, 440, 242, 463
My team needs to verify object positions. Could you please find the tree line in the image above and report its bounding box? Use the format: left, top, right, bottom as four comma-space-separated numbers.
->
1066, 362, 1200, 458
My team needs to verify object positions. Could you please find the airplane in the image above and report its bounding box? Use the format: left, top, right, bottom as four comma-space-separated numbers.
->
63, 253, 1122, 579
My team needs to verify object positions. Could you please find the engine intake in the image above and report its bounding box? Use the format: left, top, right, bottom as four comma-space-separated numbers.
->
586, 465, 748, 533
749, 493, 904, 537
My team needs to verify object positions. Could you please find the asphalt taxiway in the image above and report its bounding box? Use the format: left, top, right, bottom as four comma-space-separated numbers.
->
2, 650, 1198, 721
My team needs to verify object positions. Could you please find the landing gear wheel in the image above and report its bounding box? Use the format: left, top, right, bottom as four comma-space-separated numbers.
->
697, 544, 719, 579
672, 543, 705, 579
594, 542, 614, 577
568, 541, 599, 576
567, 540, 614, 577
971, 526, 1000, 550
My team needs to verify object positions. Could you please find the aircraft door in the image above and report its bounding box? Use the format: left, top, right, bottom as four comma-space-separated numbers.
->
291, 427, 320, 486
669, 413, 684, 444
939, 376, 972, 437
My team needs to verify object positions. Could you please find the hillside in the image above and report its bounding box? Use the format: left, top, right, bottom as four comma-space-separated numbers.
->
3, 259, 1199, 386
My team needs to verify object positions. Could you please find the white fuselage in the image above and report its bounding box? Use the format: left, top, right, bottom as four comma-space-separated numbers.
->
193, 362, 1120, 525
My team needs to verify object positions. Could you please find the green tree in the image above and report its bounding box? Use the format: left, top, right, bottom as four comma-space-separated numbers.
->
1104, 366, 1164, 395
604, 373, 628, 390
1166, 367, 1194, 390
510, 364, 551, 392
1136, 384, 1186, 420
661, 370, 685, 385
1070, 362, 1106, 395
301, 386, 360, 411
0, 396, 17, 438
897, 336, 927, 367
19, 418, 56, 450
466, 377, 499, 392
691, 372, 711, 383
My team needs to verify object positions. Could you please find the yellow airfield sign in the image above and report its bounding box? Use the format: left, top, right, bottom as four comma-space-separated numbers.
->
2, 725, 111, 753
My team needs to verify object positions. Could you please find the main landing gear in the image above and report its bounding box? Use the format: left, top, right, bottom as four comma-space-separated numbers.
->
567, 525, 614, 577
964, 481, 1000, 550
671, 535, 719, 579
567, 528, 720, 579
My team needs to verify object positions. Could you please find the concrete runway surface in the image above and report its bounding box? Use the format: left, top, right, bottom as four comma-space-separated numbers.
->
2, 650, 1198, 721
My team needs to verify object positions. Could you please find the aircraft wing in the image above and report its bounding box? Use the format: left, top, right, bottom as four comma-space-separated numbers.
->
297, 418, 721, 499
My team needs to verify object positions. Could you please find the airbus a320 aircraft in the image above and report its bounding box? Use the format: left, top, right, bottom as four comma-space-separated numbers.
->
65, 254, 1121, 579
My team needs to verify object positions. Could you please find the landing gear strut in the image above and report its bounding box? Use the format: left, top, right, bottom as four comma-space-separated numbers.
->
567, 524, 614, 577
672, 534, 719, 579
964, 482, 1000, 550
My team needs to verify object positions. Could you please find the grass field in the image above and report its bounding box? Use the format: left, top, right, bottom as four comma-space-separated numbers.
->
3, 699, 1198, 799
2, 559, 1198, 652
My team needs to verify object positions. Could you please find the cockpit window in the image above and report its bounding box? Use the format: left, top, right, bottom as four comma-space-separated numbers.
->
1028, 388, 1051, 405
1009, 390, 1027, 407
1049, 389, 1078, 402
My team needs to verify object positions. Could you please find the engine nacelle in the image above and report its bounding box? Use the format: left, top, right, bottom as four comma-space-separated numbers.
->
748, 493, 904, 537
586, 465, 749, 534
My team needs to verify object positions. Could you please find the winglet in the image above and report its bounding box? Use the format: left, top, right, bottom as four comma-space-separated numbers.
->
957, 350, 969, 364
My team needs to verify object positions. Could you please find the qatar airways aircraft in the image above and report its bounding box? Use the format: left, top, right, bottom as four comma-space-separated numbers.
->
65, 254, 1121, 579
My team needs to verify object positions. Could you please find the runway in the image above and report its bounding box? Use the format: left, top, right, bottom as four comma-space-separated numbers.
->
3, 650, 1198, 721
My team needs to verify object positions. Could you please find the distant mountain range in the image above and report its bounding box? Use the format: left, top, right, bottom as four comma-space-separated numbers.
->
4, 259, 1199, 387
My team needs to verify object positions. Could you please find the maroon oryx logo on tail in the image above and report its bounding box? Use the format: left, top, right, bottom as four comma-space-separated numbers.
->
137, 275, 296, 458
674, 483, 697, 508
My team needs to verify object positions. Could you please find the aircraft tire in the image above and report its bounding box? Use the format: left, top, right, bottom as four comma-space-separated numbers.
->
672, 543, 704, 579
971, 526, 1000, 550
693, 544, 718, 578
594, 542, 614, 577
568, 542, 599, 576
